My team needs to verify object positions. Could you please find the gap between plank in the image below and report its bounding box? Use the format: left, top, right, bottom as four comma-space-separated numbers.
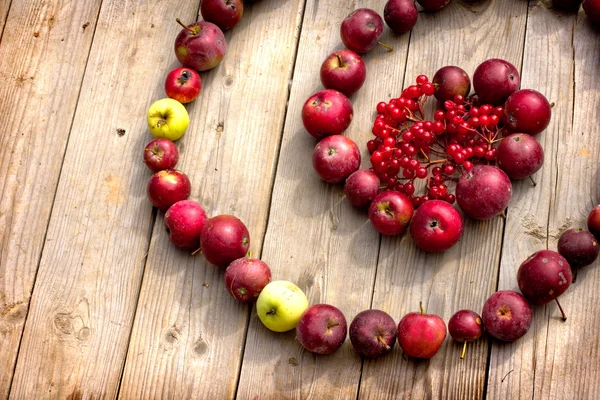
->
0, 0, 13, 45
6, 0, 105, 395
231, 1, 309, 398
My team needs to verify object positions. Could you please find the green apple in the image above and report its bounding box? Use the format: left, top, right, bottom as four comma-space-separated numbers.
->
147, 98, 189, 141
257, 280, 309, 332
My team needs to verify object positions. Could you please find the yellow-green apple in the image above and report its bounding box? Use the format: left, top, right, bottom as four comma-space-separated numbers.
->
257, 281, 309, 332
164, 67, 202, 104
147, 98, 189, 141
146, 169, 191, 211
175, 19, 227, 72
143, 138, 179, 172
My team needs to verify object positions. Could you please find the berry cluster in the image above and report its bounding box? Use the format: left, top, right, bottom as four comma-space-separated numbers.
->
367, 75, 506, 207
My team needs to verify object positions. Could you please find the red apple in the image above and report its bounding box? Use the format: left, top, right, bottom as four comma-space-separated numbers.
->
143, 138, 179, 172
312, 135, 360, 184
296, 304, 348, 355
302, 89, 353, 139
349, 309, 397, 358
432, 66, 471, 102
147, 169, 191, 211
504, 89, 552, 136
473, 58, 520, 105
368, 191, 414, 235
384, 0, 418, 34
174, 19, 227, 72
344, 169, 380, 208
164, 200, 208, 250
200, 214, 250, 267
496, 133, 544, 180
340, 9, 385, 54
456, 165, 512, 220
320, 50, 367, 97
481, 290, 532, 342
224, 258, 271, 302
397, 303, 447, 359
164, 67, 202, 104
448, 309, 483, 359
201, 0, 244, 31
588, 204, 600, 240
409, 200, 463, 252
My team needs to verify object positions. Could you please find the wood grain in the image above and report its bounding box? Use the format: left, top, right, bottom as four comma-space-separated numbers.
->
7, 1, 202, 398
485, 2, 578, 399
0, 0, 11, 39
235, 1, 410, 399
117, 1, 307, 399
0, 0, 101, 397
358, 1, 528, 399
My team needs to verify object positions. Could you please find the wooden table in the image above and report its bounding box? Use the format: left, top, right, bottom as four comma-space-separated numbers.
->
1, 0, 598, 398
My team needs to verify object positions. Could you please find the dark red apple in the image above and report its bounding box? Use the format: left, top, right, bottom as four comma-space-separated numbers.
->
296, 304, 348, 355
384, 0, 418, 34
312, 135, 360, 183
473, 58, 521, 105
200, 214, 250, 267
583, 0, 600, 23
397, 303, 447, 359
588, 205, 600, 240
175, 19, 227, 71
416, 0, 450, 11
144, 138, 179, 172
320, 50, 367, 97
224, 258, 271, 302
558, 229, 599, 280
368, 191, 414, 235
504, 89, 552, 136
448, 309, 483, 359
481, 290, 532, 342
496, 133, 544, 180
432, 66, 471, 102
344, 169, 380, 208
456, 165, 512, 220
340, 8, 386, 54
147, 169, 191, 211
302, 89, 354, 139
349, 309, 397, 358
201, 0, 243, 31
409, 200, 463, 252
164, 200, 208, 250
164, 67, 202, 104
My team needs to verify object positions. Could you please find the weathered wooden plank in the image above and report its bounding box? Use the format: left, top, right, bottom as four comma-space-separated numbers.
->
0, 0, 11, 39
117, 2, 307, 399
0, 0, 101, 397
488, 2, 576, 399
8, 1, 203, 398
235, 2, 410, 399
358, 1, 529, 399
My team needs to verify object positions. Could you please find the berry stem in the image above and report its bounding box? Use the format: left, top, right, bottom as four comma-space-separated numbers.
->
176, 18, 197, 34
528, 176, 537, 187
555, 298, 567, 321
377, 41, 393, 51
461, 341, 467, 359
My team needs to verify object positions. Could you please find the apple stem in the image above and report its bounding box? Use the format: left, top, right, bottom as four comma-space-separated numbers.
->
176, 18, 196, 34
500, 210, 507, 219
550, 102, 555, 108
529, 176, 537, 187
191, 247, 202, 256
156, 119, 167, 127
419, 301, 424, 315
376, 335, 390, 350
377, 41, 394, 52
555, 298, 567, 321
460, 341, 467, 359
336, 54, 345, 67
248, 251, 253, 259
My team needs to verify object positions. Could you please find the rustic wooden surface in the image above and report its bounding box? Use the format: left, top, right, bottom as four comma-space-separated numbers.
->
1, 0, 598, 399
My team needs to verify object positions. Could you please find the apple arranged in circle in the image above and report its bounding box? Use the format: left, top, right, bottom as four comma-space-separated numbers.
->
224, 258, 272, 302
368, 191, 414, 235
397, 303, 447, 359
448, 309, 483, 359
257, 280, 309, 332
200, 214, 250, 267
302, 89, 353, 139
312, 135, 361, 183
320, 50, 367, 97
165, 67, 202, 104
588, 205, 600, 240
296, 304, 348, 355
481, 290, 532, 342
417, 0, 451, 11
201, 0, 244, 31
144, 138, 179, 172
432, 65, 471, 102
340, 8, 386, 54
175, 19, 227, 72
349, 309, 397, 358
409, 200, 463, 252
496, 133, 544, 181
504, 89, 552, 136
147, 98, 190, 141
147, 169, 191, 211
473, 58, 520, 105
344, 169, 380, 208
384, 0, 418, 34
456, 165, 512, 220
164, 200, 208, 250
558, 228, 599, 282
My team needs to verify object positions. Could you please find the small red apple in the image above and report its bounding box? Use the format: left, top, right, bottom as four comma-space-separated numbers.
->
448, 309, 483, 359
174, 19, 227, 72
320, 50, 367, 97
143, 138, 179, 172
296, 304, 348, 355
340, 8, 385, 54
481, 290, 532, 342
164, 200, 208, 250
409, 200, 463, 252
312, 135, 360, 184
588, 205, 600, 240
201, 0, 244, 31
302, 89, 353, 139
224, 258, 271, 302
164, 67, 202, 104
147, 169, 191, 211
344, 169, 380, 208
368, 191, 414, 235
200, 214, 250, 267
397, 303, 447, 359
349, 309, 397, 358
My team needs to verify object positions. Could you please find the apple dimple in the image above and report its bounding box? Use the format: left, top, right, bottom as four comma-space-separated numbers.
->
496, 305, 511, 320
